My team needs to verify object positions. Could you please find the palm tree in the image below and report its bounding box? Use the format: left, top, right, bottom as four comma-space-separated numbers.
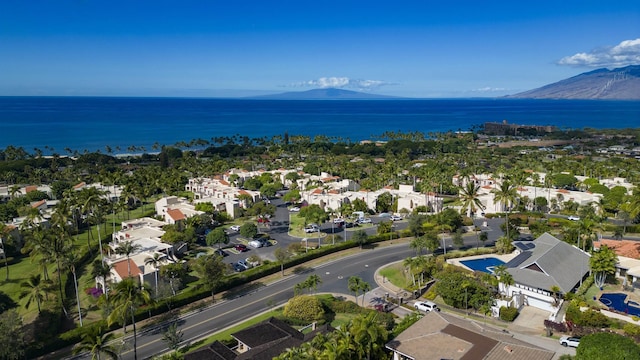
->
20, 274, 49, 313
493, 265, 514, 297
348, 276, 363, 304
492, 179, 518, 240
91, 259, 113, 298
358, 281, 371, 307
305, 274, 322, 294
144, 253, 164, 297
72, 326, 118, 360
63, 251, 84, 326
116, 241, 142, 276
349, 312, 388, 360
0, 223, 11, 280
20, 224, 52, 280
459, 181, 485, 218
107, 278, 153, 360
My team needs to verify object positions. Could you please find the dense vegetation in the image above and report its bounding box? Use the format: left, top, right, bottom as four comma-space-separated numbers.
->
2, 128, 640, 358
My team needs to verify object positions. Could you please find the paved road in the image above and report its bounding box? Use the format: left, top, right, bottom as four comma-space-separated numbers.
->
73, 206, 508, 359
109, 242, 417, 359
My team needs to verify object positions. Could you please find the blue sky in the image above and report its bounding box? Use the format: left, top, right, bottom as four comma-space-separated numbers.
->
1, 0, 638, 98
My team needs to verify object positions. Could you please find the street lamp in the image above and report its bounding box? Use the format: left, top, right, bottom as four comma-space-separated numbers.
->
303, 238, 308, 253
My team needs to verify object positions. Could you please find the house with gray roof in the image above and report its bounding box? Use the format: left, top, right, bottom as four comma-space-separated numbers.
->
504, 233, 590, 313
385, 311, 554, 360
184, 317, 333, 360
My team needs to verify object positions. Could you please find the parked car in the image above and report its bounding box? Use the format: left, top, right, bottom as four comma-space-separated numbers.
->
231, 262, 245, 272
414, 301, 440, 312
304, 224, 319, 233
289, 206, 300, 212
344, 222, 358, 228
214, 249, 227, 257
237, 259, 252, 270
390, 215, 403, 221
359, 218, 372, 224
333, 218, 345, 224
559, 336, 581, 347
568, 215, 580, 221
230, 225, 241, 231
248, 240, 263, 248
260, 238, 272, 247
234, 244, 248, 252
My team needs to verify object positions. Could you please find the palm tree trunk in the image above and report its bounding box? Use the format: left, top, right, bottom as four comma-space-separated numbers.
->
1, 240, 8, 280
131, 307, 138, 360
73, 270, 83, 326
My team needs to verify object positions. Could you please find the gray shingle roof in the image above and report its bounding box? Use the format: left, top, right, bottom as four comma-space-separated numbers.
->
385, 312, 554, 360
506, 233, 590, 293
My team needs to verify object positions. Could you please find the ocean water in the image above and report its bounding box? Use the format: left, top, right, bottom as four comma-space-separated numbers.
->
0, 96, 638, 154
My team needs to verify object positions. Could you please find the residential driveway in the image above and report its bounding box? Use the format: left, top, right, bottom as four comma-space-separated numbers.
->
508, 306, 548, 335
507, 307, 576, 359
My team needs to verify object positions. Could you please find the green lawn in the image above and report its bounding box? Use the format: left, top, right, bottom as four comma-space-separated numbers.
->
379, 262, 410, 290
0, 201, 156, 323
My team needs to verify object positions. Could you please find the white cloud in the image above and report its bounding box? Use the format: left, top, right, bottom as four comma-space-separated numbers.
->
471, 87, 507, 92
558, 38, 640, 68
292, 77, 391, 90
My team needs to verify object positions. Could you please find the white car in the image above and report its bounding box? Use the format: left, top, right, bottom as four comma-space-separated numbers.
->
289, 206, 300, 212
559, 336, 581, 347
248, 240, 263, 248
359, 218, 372, 224
568, 215, 580, 221
333, 218, 345, 224
390, 215, 403, 221
304, 224, 319, 233
230, 225, 241, 231
414, 301, 440, 312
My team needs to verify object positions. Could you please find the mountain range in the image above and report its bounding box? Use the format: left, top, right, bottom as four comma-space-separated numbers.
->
249, 87, 398, 100
507, 65, 640, 100
250, 65, 640, 100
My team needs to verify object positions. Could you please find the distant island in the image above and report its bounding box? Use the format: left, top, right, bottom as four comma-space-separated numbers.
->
247, 87, 401, 100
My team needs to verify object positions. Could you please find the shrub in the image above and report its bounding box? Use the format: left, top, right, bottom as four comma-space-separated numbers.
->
283, 295, 325, 322
499, 306, 519, 322
576, 332, 640, 360
578, 309, 611, 328
544, 319, 568, 334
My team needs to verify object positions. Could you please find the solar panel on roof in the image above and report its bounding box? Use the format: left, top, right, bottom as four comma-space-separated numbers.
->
506, 252, 532, 268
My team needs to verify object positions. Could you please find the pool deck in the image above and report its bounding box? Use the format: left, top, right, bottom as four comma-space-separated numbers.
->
447, 253, 518, 272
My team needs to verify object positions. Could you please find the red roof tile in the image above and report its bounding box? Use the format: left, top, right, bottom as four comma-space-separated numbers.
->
25, 185, 37, 193
167, 208, 186, 221
31, 200, 46, 208
113, 258, 142, 279
594, 239, 640, 259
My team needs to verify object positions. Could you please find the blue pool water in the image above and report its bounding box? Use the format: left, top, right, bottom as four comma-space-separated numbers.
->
599, 293, 640, 317
460, 257, 505, 274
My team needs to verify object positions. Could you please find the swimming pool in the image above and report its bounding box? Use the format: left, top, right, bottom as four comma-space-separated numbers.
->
460, 257, 505, 274
599, 293, 640, 317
